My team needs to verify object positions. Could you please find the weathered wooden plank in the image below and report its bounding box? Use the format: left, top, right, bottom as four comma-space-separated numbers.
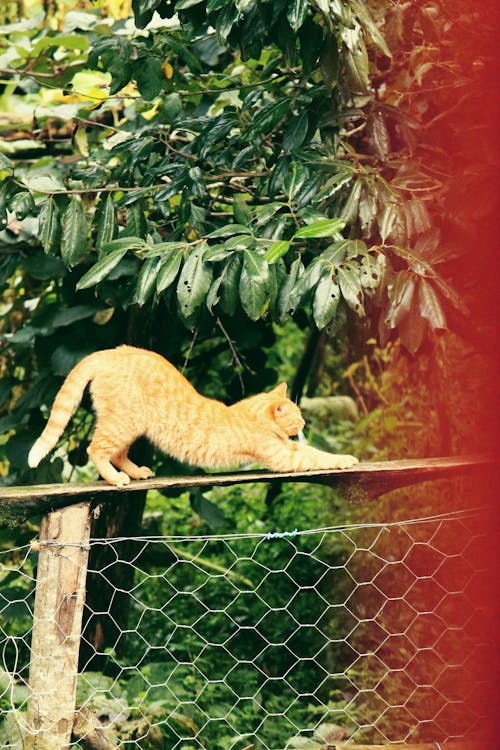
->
327, 742, 479, 750
0, 455, 494, 525
24, 503, 92, 750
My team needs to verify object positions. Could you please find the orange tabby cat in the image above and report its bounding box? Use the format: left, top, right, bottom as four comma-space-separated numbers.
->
28, 345, 358, 486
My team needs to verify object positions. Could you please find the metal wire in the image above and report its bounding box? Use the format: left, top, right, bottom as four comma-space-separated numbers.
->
0, 511, 486, 748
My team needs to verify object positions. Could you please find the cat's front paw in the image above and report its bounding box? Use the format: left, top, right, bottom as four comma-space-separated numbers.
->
112, 471, 131, 487
324, 454, 359, 470
335, 454, 359, 469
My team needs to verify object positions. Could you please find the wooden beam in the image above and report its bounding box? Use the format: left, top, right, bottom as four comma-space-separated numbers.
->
327, 742, 480, 750
0, 455, 494, 526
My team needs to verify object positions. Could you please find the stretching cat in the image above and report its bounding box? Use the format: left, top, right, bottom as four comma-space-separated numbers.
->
28, 345, 358, 487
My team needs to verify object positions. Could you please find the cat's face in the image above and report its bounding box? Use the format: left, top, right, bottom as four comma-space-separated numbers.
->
241, 383, 305, 436
267, 383, 305, 436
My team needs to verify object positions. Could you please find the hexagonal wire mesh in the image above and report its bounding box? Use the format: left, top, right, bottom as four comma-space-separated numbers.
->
0, 507, 487, 748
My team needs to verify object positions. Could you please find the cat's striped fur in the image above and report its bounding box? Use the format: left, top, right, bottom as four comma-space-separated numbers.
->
28, 345, 358, 486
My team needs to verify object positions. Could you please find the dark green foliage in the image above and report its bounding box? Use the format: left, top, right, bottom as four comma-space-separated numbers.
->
0, 0, 473, 377
0, 1, 494, 745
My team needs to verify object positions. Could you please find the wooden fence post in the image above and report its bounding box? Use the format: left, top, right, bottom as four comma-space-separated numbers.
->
24, 502, 92, 750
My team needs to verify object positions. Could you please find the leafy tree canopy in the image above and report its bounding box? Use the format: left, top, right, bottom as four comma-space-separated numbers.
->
0, 0, 495, 484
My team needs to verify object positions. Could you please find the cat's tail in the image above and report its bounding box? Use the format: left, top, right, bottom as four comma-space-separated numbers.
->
28, 352, 101, 468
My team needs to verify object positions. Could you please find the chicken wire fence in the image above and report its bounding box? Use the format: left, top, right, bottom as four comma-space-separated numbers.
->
0, 507, 486, 749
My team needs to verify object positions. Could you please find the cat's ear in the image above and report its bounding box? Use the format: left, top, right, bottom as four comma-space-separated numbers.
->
270, 400, 288, 419
270, 382, 287, 397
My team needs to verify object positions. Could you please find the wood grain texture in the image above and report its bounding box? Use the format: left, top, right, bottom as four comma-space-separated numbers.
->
0, 455, 494, 525
324, 742, 481, 750
24, 503, 91, 750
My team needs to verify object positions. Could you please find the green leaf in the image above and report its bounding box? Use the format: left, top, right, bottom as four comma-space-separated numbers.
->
39, 197, 61, 255
293, 259, 323, 299
206, 273, 224, 313
283, 162, 307, 201
0, 153, 14, 172
36, 304, 100, 330
398, 296, 426, 354
135, 56, 164, 100
299, 16, 324, 74
0, 182, 9, 229
219, 253, 242, 316
379, 202, 406, 245
76, 248, 128, 290
177, 243, 213, 320
320, 239, 363, 266
156, 250, 184, 293
419, 279, 447, 330
51, 345, 92, 377
239, 249, 270, 321
176, 0, 204, 9
253, 202, 286, 228
100, 236, 148, 253
124, 203, 147, 238
358, 186, 378, 234
164, 34, 202, 73
22, 254, 66, 281
432, 273, 464, 313
313, 274, 340, 329
215, 2, 238, 44
337, 265, 364, 315
206, 224, 252, 239
246, 98, 292, 140
95, 194, 116, 254
264, 240, 290, 263
204, 244, 232, 262
369, 110, 390, 159
136, 257, 160, 306
233, 195, 252, 225
343, 38, 369, 93
267, 259, 286, 316
198, 113, 237, 160
320, 35, 339, 88
143, 241, 187, 258
224, 234, 255, 251
32, 33, 89, 54
287, 0, 309, 32
359, 252, 384, 292
353, 0, 392, 58
293, 218, 346, 239
278, 257, 304, 322
386, 271, 415, 327
190, 492, 228, 530
62, 198, 88, 267
408, 199, 432, 238
340, 180, 362, 224
74, 128, 89, 157
9, 191, 35, 220
283, 111, 309, 152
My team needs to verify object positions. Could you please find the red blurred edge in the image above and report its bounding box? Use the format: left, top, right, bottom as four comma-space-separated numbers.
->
417, 0, 499, 744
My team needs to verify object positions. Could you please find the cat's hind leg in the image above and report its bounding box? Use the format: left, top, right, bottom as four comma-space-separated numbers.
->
87, 428, 131, 487
113, 450, 153, 481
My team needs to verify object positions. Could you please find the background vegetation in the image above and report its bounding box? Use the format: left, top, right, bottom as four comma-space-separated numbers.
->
0, 0, 496, 747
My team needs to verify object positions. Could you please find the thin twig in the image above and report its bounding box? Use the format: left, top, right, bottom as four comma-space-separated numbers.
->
216, 317, 249, 393
181, 329, 198, 374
